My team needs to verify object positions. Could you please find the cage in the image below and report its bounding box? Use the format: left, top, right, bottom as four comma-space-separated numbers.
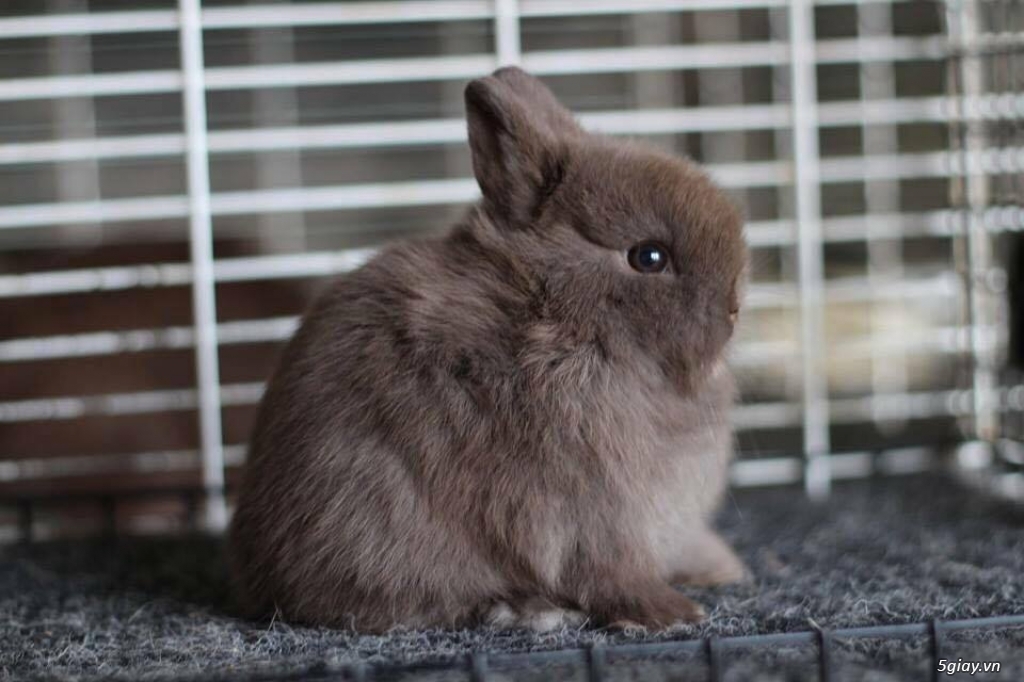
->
0, 0, 1023, 680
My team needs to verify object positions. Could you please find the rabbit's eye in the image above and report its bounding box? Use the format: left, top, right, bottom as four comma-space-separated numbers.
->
627, 241, 669, 274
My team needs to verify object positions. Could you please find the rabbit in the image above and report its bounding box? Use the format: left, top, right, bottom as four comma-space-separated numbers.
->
228, 66, 749, 634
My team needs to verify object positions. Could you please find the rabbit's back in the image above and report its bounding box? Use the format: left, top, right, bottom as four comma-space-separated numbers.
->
229, 239, 519, 629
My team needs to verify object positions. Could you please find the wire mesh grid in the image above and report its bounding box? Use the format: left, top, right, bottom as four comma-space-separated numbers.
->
136, 615, 1022, 681
0, 0, 1020, 539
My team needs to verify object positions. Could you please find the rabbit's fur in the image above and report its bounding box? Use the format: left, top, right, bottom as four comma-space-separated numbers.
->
229, 67, 748, 632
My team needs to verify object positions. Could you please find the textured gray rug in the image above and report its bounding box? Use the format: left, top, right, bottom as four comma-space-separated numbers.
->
3, 473, 1024, 681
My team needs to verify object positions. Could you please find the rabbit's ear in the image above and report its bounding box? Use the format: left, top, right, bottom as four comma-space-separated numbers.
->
465, 67, 579, 225
488, 67, 581, 138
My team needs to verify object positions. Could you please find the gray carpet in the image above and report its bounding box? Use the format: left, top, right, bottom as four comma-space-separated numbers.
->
3, 473, 1024, 681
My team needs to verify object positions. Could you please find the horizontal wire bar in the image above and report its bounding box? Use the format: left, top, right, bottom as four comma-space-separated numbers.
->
0, 251, 962, 311
0, 255, 995, 358
0, 69, 184, 102
0, 195, 191, 230
0, 445, 246, 483
3, 146, 1024, 232
763, 447, 937, 483
0, 315, 990, 365
816, 35, 948, 63
0, 10, 179, 39
202, 1, 493, 29
202, 53, 498, 92
0, 382, 265, 423
0, 248, 362, 298
521, 0, 790, 14
0, 34, 958, 103
0, 0, 929, 40
0, 179, 480, 230
6, 93, 1024, 168
730, 323, 998, 367
0, 380, 1017, 427
0, 239, 980, 303
0, 205, 1017, 295
0, 445, 935, 486
522, 41, 789, 75
0, 316, 299, 362
451, 615, 1024, 675
0, 314, 972, 364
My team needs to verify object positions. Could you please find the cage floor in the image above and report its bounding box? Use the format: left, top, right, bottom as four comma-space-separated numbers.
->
3, 472, 1024, 682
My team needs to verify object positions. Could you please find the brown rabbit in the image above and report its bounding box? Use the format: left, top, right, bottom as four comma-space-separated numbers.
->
229, 66, 748, 633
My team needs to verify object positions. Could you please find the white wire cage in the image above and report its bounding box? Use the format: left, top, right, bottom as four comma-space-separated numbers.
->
0, 0, 1020, 541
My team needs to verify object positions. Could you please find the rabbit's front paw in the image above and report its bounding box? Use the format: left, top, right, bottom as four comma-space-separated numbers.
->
592, 583, 706, 631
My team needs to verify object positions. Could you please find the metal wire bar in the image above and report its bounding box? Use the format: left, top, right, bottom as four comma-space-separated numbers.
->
4, 145, 1024, 232
347, 659, 368, 682
586, 645, 606, 682
0, 445, 248, 484
951, 0, 1003, 443
46, 0, 101, 250
0, 376, 1006, 427
6, 95, 1024, 168
789, 0, 831, 499
0, 270, 972, 360
0, 383, 263, 423
706, 636, 723, 682
0, 446, 937, 490
930, 619, 944, 682
495, 0, 521, 66
859, 0, 909, 432
0, 33, 967, 103
0, 248, 376, 298
0, 0, 934, 40
0, 316, 993, 366
468, 651, 488, 682
178, 0, 226, 532
817, 628, 833, 682
0, 243, 949, 296
0, 317, 297, 362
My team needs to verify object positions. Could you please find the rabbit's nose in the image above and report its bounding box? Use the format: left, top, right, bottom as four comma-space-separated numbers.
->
728, 309, 739, 325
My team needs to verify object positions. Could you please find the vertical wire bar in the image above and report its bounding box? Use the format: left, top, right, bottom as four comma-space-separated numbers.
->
858, 0, 908, 433
695, 9, 745, 163
930, 619, 944, 682
705, 636, 722, 682
789, 0, 832, 498
817, 628, 833, 682
769, 5, 803, 409
945, 3, 974, 435
950, 0, 1000, 443
178, 0, 227, 531
469, 651, 489, 682
629, 11, 681, 152
587, 644, 606, 682
249, 19, 307, 255
47, 0, 101, 249
495, 0, 521, 66
348, 660, 368, 682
